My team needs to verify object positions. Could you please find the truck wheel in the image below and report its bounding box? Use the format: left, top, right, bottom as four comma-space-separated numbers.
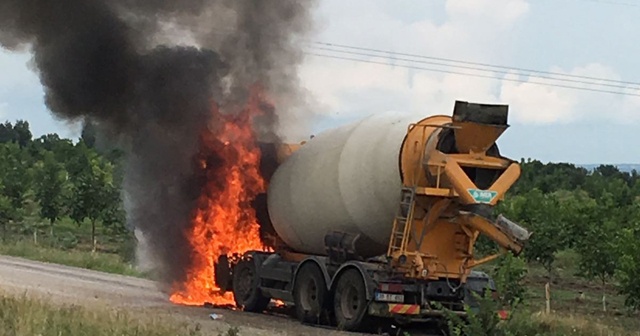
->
333, 269, 370, 331
232, 259, 269, 312
294, 263, 328, 324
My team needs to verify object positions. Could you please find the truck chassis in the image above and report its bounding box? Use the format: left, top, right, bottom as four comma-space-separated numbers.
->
215, 233, 495, 332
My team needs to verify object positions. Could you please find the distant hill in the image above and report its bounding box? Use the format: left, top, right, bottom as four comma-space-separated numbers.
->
579, 164, 640, 173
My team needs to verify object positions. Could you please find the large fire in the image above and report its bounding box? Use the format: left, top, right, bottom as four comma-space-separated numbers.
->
169, 88, 271, 306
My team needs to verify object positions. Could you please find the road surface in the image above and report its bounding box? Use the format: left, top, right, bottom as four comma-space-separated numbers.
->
0, 255, 441, 336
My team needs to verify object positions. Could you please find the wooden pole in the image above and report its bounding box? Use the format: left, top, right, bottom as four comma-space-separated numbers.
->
545, 283, 551, 314
602, 281, 607, 313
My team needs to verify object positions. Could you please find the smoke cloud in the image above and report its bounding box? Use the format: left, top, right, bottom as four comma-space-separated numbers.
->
0, 0, 317, 287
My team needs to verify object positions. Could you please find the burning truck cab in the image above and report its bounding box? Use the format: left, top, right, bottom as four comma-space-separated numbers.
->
212, 101, 529, 332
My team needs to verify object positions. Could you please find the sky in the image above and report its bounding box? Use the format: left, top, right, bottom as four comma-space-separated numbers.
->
1, 0, 639, 164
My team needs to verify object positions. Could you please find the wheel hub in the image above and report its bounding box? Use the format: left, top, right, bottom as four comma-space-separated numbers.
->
340, 285, 360, 320
300, 277, 318, 310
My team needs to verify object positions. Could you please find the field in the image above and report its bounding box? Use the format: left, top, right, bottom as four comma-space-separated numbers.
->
502, 250, 640, 333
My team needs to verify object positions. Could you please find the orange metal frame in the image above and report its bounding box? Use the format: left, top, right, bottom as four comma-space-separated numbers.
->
390, 115, 526, 283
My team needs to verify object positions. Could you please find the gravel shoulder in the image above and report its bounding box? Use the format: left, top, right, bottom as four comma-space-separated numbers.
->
0, 255, 364, 336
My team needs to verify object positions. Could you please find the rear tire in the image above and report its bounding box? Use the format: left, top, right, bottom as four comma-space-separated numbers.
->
333, 269, 371, 331
232, 259, 269, 312
293, 263, 328, 324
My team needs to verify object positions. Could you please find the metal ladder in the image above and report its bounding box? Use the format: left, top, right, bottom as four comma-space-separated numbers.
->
388, 187, 417, 257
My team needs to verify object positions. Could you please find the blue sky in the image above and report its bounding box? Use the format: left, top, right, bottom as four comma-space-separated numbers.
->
1, 0, 639, 164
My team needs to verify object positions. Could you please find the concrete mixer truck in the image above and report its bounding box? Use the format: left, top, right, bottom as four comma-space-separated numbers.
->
213, 101, 531, 331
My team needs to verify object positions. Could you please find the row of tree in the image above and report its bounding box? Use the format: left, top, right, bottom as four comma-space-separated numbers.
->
0, 120, 126, 250
484, 159, 640, 311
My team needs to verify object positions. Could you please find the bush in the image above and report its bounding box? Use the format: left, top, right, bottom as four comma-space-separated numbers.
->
54, 231, 80, 250
438, 291, 505, 336
491, 252, 528, 307
439, 293, 635, 336
616, 226, 640, 311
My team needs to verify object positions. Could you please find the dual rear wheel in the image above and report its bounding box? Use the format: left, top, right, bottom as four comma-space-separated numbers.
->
293, 265, 369, 331
231, 257, 371, 331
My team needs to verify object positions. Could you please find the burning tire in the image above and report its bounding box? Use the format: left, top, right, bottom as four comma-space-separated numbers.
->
293, 263, 328, 324
232, 259, 269, 312
333, 269, 371, 331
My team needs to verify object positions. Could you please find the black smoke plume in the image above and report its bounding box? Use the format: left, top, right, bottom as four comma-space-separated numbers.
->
0, 0, 317, 288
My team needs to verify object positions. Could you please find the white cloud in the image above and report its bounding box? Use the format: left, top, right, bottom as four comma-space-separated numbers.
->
445, 0, 530, 26
298, 0, 532, 133
499, 71, 579, 124
499, 63, 640, 124
297, 0, 639, 139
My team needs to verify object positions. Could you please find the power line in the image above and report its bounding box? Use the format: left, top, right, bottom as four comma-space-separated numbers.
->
306, 52, 640, 97
201, 26, 639, 88
572, 0, 640, 7
306, 41, 640, 87
194, 26, 640, 94
307, 45, 640, 91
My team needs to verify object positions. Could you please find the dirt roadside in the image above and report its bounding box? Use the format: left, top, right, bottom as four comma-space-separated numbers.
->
0, 255, 370, 336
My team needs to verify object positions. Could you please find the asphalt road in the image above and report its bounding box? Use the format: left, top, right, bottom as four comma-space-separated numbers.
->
0, 256, 445, 335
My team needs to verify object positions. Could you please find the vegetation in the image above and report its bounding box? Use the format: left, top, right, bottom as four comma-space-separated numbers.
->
0, 240, 142, 277
462, 159, 640, 334
0, 293, 203, 336
0, 120, 132, 268
478, 159, 640, 314
441, 293, 639, 336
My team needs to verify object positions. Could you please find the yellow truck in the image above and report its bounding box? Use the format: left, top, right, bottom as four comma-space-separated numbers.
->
214, 101, 530, 331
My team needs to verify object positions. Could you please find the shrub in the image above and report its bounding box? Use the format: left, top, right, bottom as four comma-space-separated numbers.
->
491, 252, 528, 307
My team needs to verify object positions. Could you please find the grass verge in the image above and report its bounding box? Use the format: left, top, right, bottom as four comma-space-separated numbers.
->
0, 293, 202, 336
0, 240, 146, 278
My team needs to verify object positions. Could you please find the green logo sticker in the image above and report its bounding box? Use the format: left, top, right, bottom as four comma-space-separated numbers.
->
468, 189, 498, 203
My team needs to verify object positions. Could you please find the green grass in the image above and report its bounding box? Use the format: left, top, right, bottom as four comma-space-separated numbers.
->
0, 240, 145, 278
515, 250, 639, 332
502, 310, 640, 336
0, 293, 203, 336
3, 214, 133, 254
0, 214, 145, 278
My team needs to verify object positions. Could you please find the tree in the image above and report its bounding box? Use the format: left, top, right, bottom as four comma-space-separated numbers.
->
491, 252, 528, 307
0, 121, 14, 143
616, 224, 640, 311
506, 189, 563, 278
0, 120, 33, 147
576, 214, 619, 312
13, 120, 32, 148
0, 194, 17, 240
0, 142, 32, 210
34, 151, 68, 236
68, 146, 113, 252
553, 189, 597, 249
100, 180, 127, 236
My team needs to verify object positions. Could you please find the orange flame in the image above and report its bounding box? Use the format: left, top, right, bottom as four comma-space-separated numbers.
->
169, 87, 271, 306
